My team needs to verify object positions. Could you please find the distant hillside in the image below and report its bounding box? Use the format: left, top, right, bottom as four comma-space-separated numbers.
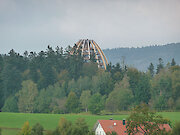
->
103, 43, 180, 71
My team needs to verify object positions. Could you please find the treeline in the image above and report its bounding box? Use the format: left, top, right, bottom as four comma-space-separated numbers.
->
103, 43, 180, 71
0, 46, 180, 114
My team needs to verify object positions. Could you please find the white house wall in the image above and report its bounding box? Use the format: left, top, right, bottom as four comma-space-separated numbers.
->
95, 123, 106, 135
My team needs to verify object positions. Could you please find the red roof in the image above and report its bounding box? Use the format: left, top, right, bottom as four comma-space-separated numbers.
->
98, 120, 127, 135
98, 120, 171, 135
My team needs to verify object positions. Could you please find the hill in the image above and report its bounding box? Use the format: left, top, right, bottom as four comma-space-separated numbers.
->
103, 43, 180, 71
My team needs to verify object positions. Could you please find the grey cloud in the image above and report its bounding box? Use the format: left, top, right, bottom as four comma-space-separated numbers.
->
0, 0, 180, 54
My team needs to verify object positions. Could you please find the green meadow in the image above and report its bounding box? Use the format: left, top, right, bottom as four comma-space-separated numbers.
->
0, 112, 180, 135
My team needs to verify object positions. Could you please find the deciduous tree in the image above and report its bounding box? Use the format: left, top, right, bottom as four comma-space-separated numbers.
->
55, 118, 72, 135
88, 93, 105, 114
17, 80, 38, 113
18, 121, 31, 135
80, 90, 91, 112
106, 75, 133, 112
2, 96, 18, 112
126, 104, 170, 135
65, 91, 79, 113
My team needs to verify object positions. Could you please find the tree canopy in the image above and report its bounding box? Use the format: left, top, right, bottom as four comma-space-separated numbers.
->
126, 104, 170, 135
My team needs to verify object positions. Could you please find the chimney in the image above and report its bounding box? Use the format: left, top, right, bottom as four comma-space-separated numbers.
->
123, 119, 125, 125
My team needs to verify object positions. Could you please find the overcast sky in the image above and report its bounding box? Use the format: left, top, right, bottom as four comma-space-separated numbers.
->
0, 0, 180, 54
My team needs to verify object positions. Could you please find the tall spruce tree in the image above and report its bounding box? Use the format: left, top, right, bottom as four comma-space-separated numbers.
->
156, 58, 164, 74
148, 62, 154, 77
171, 58, 176, 66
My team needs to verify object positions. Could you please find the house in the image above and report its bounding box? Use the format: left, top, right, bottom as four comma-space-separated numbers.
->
94, 120, 171, 135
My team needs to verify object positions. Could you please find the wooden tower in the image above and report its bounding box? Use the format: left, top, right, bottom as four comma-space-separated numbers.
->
71, 39, 108, 70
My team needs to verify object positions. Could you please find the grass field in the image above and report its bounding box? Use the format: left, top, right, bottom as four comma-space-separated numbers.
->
0, 112, 180, 135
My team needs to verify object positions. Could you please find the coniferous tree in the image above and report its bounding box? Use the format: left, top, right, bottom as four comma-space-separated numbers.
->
1, 50, 26, 107
148, 62, 154, 77
171, 58, 176, 66
134, 73, 151, 104
106, 62, 112, 72
156, 58, 164, 74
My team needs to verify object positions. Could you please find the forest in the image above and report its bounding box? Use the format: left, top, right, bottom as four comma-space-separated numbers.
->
0, 45, 180, 114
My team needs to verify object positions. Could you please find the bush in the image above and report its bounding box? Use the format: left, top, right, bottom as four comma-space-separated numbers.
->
55, 117, 73, 135
72, 118, 89, 135
31, 123, 44, 135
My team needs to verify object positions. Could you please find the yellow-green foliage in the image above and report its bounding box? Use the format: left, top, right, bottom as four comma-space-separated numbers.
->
18, 121, 31, 135
57, 117, 72, 135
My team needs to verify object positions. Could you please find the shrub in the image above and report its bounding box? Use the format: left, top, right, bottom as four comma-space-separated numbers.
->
72, 118, 89, 135
31, 123, 44, 135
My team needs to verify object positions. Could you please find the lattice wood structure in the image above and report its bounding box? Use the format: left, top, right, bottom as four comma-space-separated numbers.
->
71, 39, 108, 70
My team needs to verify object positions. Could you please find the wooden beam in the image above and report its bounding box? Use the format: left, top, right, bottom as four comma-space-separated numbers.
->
93, 41, 108, 65
92, 40, 107, 70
